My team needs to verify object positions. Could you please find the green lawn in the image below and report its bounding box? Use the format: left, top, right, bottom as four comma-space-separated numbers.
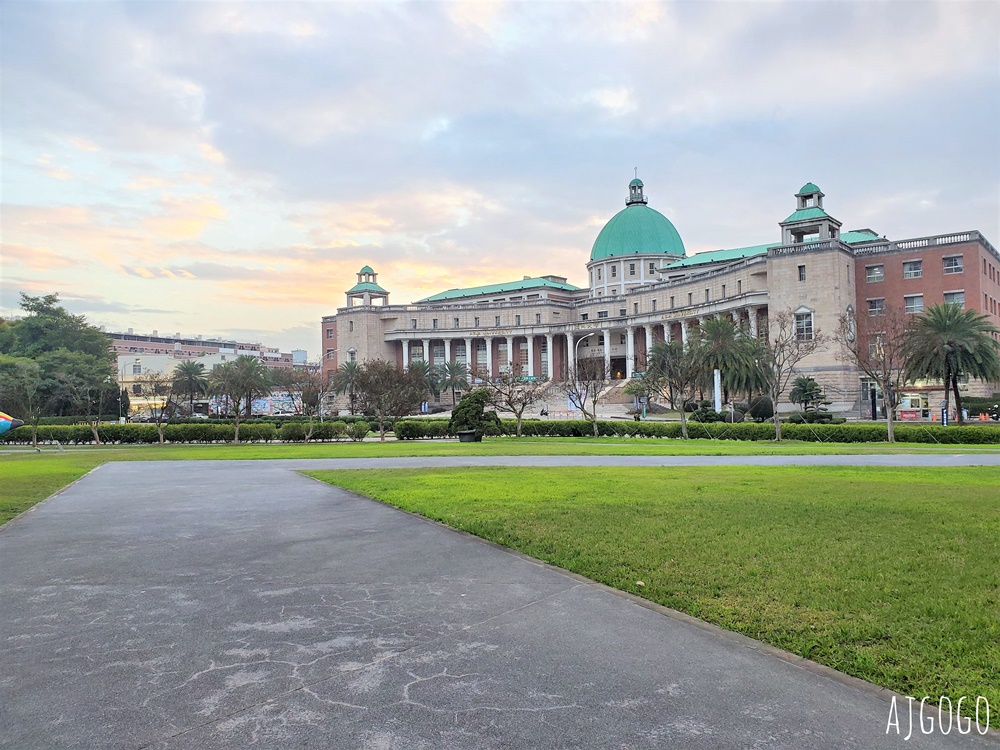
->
1, 438, 998, 525
309, 466, 1000, 710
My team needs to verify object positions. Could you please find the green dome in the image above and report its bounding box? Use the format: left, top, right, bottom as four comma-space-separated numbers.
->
590, 203, 685, 262
359, 264, 375, 274
629, 178, 643, 187
798, 182, 821, 195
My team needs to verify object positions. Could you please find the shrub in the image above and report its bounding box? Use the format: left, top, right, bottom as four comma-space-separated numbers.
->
346, 421, 370, 441
279, 422, 306, 442
329, 421, 348, 441
747, 396, 774, 421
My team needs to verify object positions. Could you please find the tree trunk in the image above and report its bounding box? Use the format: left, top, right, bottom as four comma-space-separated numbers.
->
952, 372, 964, 424
233, 412, 241, 444
886, 411, 895, 443
942, 368, 951, 425
679, 408, 689, 439
157, 423, 165, 445
90, 422, 102, 445
515, 407, 524, 437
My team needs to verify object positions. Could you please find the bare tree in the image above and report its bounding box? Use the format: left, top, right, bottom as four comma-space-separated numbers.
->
272, 368, 328, 441
474, 362, 549, 437
759, 309, 825, 441
647, 340, 702, 439
559, 357, 610, 437
136, 371, 177, 444
837, 303, 910, 442
353, 359, 427, 441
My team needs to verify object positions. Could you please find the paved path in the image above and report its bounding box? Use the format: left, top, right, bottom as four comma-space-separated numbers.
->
1, 459, 996, 749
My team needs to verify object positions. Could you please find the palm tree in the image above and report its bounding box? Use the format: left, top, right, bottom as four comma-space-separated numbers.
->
172, 360, 208, 415
696, 316, 766, 403
407, 360, 439, 399
647, 340, 702, 438
332, 360, 362, 414
438, 360, 470, 405
905, 303, 1000, 423
231, 355, 272, 418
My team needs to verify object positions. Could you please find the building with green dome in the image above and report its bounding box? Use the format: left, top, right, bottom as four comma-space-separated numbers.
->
322, 178, 1000, 416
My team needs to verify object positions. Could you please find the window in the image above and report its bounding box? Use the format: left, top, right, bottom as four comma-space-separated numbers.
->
721, 284, 726, 298
611, 266, 617, 278
326, 349, 335, 359
629, 263, 636, 276
326, 329, 334, 339
649, 262, 656, 274
737, 280, 742, 295
597, 268, 602, 280
132, 384, 142, 395
670, 296, 675, 309
943, 256, 964, 274
598, 311, 609, 319
619, 334, 627, 344
535, 313, 541, 324
794, 312, 814, 341
704, 289, 710, 303
411, 319, 417, 330
904, 294, 924, 314
903, 260, 922, 279
633, 302, 639, 314
687, 292, 692, 306
495, 316, 501, 326
652, 299, 657, 312
798, 265, 806, 282
348, 350, 357, 362
581, 313, 589, 321
132, 364, 142, 375
867, 298, 885, 316
515, 314, 521, 326
944, 291, 965, 307
453, 317, 460, 328
866, 265, 884, 283
474, 316, 480, 328
432, 318, 438, 329
619, 308, 627, 317
349, 320, 354, 332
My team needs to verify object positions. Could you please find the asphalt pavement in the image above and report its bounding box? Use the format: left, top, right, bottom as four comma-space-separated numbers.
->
1, 458, 996, 749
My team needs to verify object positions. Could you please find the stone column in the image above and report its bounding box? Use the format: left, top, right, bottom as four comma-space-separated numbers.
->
505, 335, 515, 373
402, 339, 410, 369
748, 307, 759, 339
644, 325, 653, 364
485, 337, 494, 378
464, 337, 473, 371
565, 332, 574, 373
422, 338, 432, 364
444, 338, 452, 365
526, 335, 535, 377
545, 333, 554, 380
625, 326, 635, 378
680, 322, 687, 345
603, 329, 612, 376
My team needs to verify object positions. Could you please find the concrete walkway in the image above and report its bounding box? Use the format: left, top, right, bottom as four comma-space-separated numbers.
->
1, 459, 996, 749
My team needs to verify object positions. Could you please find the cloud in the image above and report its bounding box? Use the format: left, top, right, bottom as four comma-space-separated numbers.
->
141, 196, 227, 240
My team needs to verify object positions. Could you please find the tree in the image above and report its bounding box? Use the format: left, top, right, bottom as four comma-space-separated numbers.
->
758, 309, 825, 441
837, 303, 910, 441
408, 360, 441, 400
9, 293, 114, 362
647, 340, 702, 439
208, 363, 244, 443
695, 316, 766, 403
231, 355, 271, 418
172, 360, 209, 415
558, 356, 610, 437
474, 361, 548, 437
0, 356, 43, 447
905, 303, 1000, 424
135, 371, 176, 444
272, 368, 328, 441
331, 361, 362, 415
353, 359, 427, 441
789, 376, 825, 413
448, 388, 501, 440
438, 360, 470, 405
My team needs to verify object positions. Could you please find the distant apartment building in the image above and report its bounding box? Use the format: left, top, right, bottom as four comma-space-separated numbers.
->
106, 330, 294, 369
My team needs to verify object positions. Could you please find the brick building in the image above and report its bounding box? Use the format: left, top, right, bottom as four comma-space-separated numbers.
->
321, 180, 1000, 416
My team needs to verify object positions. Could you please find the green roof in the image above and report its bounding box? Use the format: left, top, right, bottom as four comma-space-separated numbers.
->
358, 264, 375, 274
629, 178, 643, 186
664, 230, 885, 271
347, 281, 388, 295
797, 182, 821, 195
416, 277, 581, 303
590, 203, 685, 261
783, 206, 831, 223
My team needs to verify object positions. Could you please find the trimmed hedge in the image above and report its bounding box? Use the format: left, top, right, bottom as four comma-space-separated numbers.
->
4, 419, 1000, 445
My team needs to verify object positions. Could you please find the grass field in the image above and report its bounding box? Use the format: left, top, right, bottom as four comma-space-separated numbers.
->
309, 466, 1000, 711
2, 438, 999, 525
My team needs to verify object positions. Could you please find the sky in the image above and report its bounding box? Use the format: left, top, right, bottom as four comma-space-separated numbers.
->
2, 1, 998, 359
